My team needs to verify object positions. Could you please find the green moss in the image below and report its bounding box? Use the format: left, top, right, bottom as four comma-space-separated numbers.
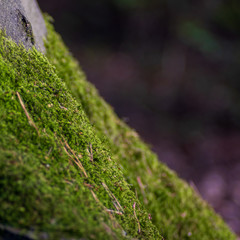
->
0, 15, 236, 240
0, 30, 161, 239
44, 17, 236, 240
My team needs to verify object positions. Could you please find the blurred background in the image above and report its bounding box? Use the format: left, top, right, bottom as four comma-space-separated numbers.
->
38, 0, 240, 234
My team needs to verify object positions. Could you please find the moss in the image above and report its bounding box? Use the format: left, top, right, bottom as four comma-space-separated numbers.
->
44, 17, 236, 240
0, 30, 161, 239
0, 15, 236, 240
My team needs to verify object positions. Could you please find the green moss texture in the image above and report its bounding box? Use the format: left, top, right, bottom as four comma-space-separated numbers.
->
0, 16, 236, 240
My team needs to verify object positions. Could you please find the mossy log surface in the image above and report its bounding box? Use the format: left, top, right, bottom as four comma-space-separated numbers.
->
0, 16, 236, 240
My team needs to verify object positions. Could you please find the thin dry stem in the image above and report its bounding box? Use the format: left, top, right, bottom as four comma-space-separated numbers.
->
106, 209, 123, 215
133, 202, 141, 233
102, 182, 124, 213
89, 143, 93, 162
91, 190, 100, 204
91, 191, 120, 215
59, 136, 88, 178
58, 137, 74, 166
91, 190, 123, 231
63, 138, 88, 178
16, 92, 39, 135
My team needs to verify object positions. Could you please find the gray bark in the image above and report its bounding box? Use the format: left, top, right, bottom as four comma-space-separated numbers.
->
0, 0, 47, 52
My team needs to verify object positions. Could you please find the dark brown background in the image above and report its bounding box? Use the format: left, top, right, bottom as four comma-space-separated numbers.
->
38, 0, 240, 233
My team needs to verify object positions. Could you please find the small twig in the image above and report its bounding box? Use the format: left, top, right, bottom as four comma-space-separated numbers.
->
58, 102, 68, 110
63, 138, 88, 178
102, 182, 124, 213
91, 191, 123, 219
59, 136, 88, 178
106, 209, 123, 215
133, 202, 141, 233
102, 183, 120, 211
91, 190, 100, 203
59, 137, 75, 165
16, 91, 39, 135
88, 143, 94, 162
64, 179, 73, 185
84, 182, 94, 189
46, 147, 53, 157
91, 190, 110, 212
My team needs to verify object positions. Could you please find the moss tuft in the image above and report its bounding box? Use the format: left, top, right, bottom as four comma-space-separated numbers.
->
0, 29, 161, 239
44, 18, 236, 240
0, 16, 236, 240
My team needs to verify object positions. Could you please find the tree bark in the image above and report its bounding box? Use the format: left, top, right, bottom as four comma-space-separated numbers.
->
0, 0, 46, 52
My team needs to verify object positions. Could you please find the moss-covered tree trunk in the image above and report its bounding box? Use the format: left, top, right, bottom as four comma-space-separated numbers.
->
0, 1, 237, 239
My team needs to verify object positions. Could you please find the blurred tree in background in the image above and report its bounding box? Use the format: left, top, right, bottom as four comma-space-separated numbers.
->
38, 0, 240, 233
